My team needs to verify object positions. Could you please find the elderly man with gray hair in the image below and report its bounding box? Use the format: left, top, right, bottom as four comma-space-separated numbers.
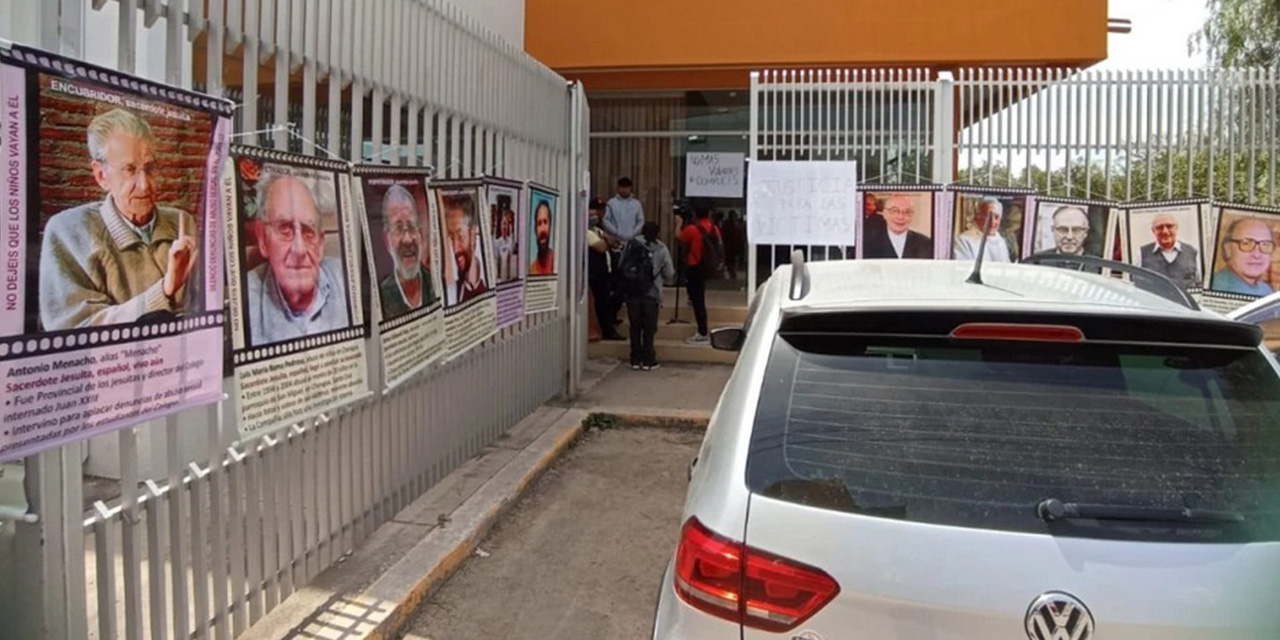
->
953, 196, 1013, 263
377, 184, 436, 318
40, 108, 199, 330
245, 168, 350, 346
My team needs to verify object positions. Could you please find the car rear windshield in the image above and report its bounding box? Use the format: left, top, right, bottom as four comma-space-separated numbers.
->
746, 333, 1280, 542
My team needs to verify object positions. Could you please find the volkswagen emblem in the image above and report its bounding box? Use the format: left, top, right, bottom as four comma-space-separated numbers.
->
1025, 592, 1094, 640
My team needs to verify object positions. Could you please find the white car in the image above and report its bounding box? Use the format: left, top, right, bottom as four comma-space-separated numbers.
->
652, 255, 1280, 640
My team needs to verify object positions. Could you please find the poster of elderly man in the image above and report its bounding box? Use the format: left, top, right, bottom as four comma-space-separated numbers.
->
432, 179, 499, 358
857, 187, 939, 260
949, 187, 1033, 263
1124, 200, 1206, 293
0, 43, 232, 462
224, 146, 369, 440
353, 166, 446, 390
1207, 205, 1280, 305
1030, 198, 1114, 259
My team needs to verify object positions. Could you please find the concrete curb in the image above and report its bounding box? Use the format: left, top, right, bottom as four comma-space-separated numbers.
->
324, 408, 588, 640
591, 406, 712, 430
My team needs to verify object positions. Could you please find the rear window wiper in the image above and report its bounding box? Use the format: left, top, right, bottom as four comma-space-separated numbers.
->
1036, 498, 1245, 524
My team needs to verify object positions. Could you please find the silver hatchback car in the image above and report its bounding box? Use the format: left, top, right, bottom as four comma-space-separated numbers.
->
652, 256, 1280, 640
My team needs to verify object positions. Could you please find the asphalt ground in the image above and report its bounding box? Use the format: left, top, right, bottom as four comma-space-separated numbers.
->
402, 426, 702, 640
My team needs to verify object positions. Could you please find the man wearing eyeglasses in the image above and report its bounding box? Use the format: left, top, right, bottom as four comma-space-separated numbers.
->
1211, 217, 1276, 296
1139, 213, 1201, 290
246, 172, 350, 346
40, 108, 199, 330
863, 193, 933, 259
378, 185, 436, 319
1049, 207, 1090, 256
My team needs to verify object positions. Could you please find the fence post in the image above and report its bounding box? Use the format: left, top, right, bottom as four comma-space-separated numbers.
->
933, 71, 956, 184
746, 71, 760, 303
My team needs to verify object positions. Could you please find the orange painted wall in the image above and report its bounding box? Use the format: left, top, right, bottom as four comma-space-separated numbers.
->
527, 0, 1107, 89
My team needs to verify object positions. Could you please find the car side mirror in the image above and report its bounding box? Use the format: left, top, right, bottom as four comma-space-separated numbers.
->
710, 327, 745, 352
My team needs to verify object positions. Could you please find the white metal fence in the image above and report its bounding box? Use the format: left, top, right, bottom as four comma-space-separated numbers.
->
0, 2, 586, 640
748, 66, 1280, 288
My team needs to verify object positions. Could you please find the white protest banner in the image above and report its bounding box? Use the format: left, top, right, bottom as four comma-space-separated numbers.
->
685, 152, 745, 198
747, 161, 859, 246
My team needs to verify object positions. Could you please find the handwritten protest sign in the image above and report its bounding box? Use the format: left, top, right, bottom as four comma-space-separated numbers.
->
746, 161, 859, 246
685, 152, 745, 198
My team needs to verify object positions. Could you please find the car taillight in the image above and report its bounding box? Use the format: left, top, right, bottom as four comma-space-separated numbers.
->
950, 322, 1085, 343
674, 517, 839, 632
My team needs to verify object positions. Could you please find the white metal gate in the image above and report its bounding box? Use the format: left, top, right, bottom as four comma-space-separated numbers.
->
0, 2, 587, 640
748, 66, 1280, 289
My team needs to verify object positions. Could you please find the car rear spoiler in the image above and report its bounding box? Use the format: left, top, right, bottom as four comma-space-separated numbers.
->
1021, 253, 1200, 311
779, 309, 1263, 349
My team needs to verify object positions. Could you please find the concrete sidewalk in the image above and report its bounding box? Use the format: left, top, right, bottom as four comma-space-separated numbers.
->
403, 427, 702, 639
239, 361, 732, 640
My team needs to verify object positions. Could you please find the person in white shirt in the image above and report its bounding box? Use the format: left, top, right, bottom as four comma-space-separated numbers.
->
953, 197, 1013, 263
604, 177, 645, 243
1139, 213, 1201, 290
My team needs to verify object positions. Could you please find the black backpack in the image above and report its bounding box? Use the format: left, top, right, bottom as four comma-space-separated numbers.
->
617, 239, 656, 297
697, 224, 726, 275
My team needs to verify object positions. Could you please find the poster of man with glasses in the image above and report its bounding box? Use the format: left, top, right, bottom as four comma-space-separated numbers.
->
353, 166, 445, 389
1030, 199, 1114, 260
1209, 206, 1280, 299
1125, 201, 1207, 292
225, 146, 369, 440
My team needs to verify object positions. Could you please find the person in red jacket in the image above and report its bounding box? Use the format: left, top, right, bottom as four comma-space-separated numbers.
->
677, 206, 722, 344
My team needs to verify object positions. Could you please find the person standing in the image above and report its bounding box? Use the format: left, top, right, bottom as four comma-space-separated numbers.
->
678, 206, 723, 344
587, 199, 624, 341
620, 222, 674, 370
604, 177, 645, 243
721, 210, 744, 280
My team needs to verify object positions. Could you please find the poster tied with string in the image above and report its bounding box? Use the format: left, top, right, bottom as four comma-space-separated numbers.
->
0, 44, 233, 463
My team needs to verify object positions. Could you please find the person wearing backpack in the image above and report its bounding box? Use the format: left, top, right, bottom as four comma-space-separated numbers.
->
677, 206, 724, 344
619, 221, 673, 370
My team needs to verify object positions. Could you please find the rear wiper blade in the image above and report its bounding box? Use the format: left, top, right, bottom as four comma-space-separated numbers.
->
1036, 498, 1245, 524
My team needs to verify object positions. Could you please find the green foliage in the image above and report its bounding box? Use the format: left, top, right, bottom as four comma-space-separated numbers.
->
1191, 0, 1280, 67
959, 146, 1277, 204
583, 412, 619, 430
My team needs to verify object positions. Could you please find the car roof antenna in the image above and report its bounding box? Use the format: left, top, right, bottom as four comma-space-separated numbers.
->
966, 213, 993, 285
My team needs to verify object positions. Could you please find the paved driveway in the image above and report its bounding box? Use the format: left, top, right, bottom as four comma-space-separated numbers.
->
402, 427, 702, 640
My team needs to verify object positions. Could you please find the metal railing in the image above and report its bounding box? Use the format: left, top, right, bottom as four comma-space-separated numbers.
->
0, 1, 587, 639
747, 66, 1280, 290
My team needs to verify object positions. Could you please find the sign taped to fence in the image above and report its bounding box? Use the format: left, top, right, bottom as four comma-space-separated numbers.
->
524, 183, 561, 315
1201, 201, 1280, 313
0, 44, 233, 462
686, 152, 745, 199
747, 161, 858, 246
224, 146, 370, 439
484, 177, 526, 329
432, 179, 499, 357
353, 166, 445, 390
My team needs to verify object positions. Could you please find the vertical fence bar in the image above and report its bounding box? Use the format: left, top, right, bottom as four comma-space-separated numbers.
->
146, 480, 168, 640
227, 447, 247, 636
1270, 67, 1277, 206
1104, 70, 1113, 199
94, 513, 118, 640
272, 0, 289, 149
1228, 69, 1237, 201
